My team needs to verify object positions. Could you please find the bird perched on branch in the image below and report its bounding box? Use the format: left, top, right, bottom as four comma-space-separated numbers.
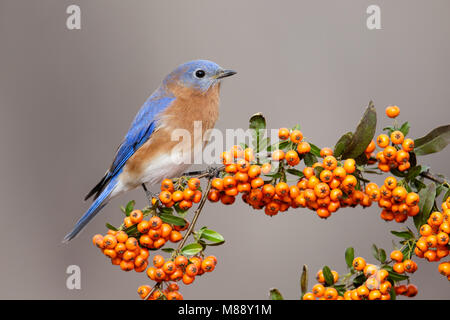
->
64, 60, 236, 242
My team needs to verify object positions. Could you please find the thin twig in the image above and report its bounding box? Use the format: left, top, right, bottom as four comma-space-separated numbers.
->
420, 170, 448, 186
176, 177, 213, 252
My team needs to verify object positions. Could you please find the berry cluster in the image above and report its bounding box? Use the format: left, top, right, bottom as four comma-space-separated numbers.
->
302, 253, 418, 300
92, 231, 150, 272
210, 139, 377, 219
127, 212, 184, 249
143, 254, 217, 300
365, 176, 420, 223
159, 178, 203, 210
415, 197, 450, 279
344, 262, 394, 300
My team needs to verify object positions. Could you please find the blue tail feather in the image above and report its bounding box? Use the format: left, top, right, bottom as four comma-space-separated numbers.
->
63, 177, 118, 243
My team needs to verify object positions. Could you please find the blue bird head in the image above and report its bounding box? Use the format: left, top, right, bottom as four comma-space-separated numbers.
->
164, 60, 236, 93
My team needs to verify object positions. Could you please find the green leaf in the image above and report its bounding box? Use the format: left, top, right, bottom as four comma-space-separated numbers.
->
300, 265, 308, 297
106, 223, 118, 231
390, 286, 397, 300
390, 230, 414, 240
249, 113, 266, 153
379, 248, 387, 263
414, 182, 436, 229
322, 266, 334, 286
352, 274, 366, 287
414, 124, 450, 156
200, 229, 225, 244
249, 112, 266, 131
334, 132, 353, 158
159, 207, 174, 214
345, 247, 355, 269
342, 102, 377, 159
313, 166, 324, 177
161, 248, 175, 253
181, 243, 203, 256
268, 140, 290, 152
309, 143, 321, 157
388, 271, 409, 282
286, 168, 305, 178
125, 200, 135, 216
443, 188, 450, 203
304, 153, 317, 167
371, 244, 380, 261
120, 206, 126, 214
406, 165, 422, 181
399, 122, 411, 136
269, 288, 284, 300
160, 213, 187, 226
174, 204, 189, 217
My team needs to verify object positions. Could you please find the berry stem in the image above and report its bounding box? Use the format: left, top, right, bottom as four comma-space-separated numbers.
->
175, 175, 214, 253
419, 170, 448, 186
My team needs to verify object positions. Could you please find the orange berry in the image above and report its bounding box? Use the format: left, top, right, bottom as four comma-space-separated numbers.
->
230, 145, 243, 159
377, 134, 390, 148
92, 234, 104, 248
297, 141, 311, 154
130, 210, 144, 224
383, 146, 397, 161
405, 284, 418, 297
343, 158, 356, 174
237, 159, 250, 172
172, 190, 184, 202
169, 230, 183, 243
275, 182, 289, 196
290, 130, 303, 143
272, 150, 285, 161
278, 128, 290, 140
365, 140, 376, 153
402, 138, 414, 152
211, 178, 224, 191
148, 216, 162, 230
102, 235, 117, 249
320, 148, 333, 157
179, 199, 193, 210
364, 264, 378, 277
137, 285, 151, 299
137, 220, 150, 234
324, 287, 338, 300
385, 105, 400, 118
312, 284, 325, 297
244, 148, 255, 162
187, 178, 201, 190
285, 150, 299, 165
302, 292, 315, 300
369, 290, 382, 300
161, 179, 174, 192
248, 165, 261, 178
314, 182, 330, 198
390, 131, 404, 144
352, 257, 366, 271
201, 258, 216, 272
261, 162, 272, 174
390, 250, 403, 262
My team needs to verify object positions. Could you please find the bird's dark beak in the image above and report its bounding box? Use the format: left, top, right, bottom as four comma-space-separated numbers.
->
215, 69, 237, 79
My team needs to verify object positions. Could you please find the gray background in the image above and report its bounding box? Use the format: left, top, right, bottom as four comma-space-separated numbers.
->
0, 0, 449, 299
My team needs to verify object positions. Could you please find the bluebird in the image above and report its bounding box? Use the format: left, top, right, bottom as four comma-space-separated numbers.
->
64, 60, 236, 242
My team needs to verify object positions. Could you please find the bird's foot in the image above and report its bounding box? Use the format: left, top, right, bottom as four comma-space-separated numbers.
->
206, 165, 221, 178
141, 183, 158, 206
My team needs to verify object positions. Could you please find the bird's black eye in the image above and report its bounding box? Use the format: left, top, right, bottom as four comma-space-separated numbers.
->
195, 69, 205, 78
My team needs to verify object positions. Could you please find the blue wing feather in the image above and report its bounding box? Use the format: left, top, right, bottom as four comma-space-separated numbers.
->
66, 89, 175, 242
108, 93, 175, 179
84, 89, 175, 201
